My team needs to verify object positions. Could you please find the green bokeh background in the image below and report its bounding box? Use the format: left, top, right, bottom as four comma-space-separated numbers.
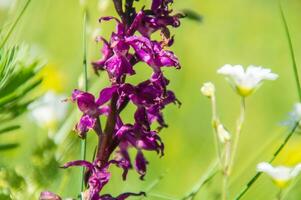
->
1, 0, 301, 199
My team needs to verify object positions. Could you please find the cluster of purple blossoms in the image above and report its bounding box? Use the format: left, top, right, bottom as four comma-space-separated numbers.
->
40, 0, 183, 199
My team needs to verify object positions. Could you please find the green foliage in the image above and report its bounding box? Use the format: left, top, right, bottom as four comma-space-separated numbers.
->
31, 138, 60, 187
0, 45, 44, 151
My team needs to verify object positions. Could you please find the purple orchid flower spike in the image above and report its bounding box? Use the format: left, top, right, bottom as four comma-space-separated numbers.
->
43, 0, 183, 198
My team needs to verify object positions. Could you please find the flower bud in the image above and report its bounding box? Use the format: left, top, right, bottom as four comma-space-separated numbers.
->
201, 82, 215, 98
217, 124, 231, 144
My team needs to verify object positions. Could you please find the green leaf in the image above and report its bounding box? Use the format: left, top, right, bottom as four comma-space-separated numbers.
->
0, 78, 42, 108
0, 125, 20, 135
181, 9, 203, 23
0, 143, 19, 151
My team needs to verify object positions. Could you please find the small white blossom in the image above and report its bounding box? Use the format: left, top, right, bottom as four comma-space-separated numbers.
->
0, 0, 14, 9
257, 162, 301, 188
28, 91, 68, 129
201, 82, 215, 98
283, 103, 301, 128
217, 124, 231, 144
217, 64, 278, 96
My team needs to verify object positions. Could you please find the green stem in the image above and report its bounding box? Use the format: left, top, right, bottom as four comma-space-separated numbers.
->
279, 0, 301, 101
222, 141, 231, 200
80, 8, 89, 196
139, 173, 166, 200
211, 95, 222, 165
0, 0, 32, 48
229, 97, 245, 175
181, 159, 220, 200
277, 189, 283, 200
233, 123, 298, 200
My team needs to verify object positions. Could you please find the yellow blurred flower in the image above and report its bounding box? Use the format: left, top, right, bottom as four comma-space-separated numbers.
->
39, 64, 66, 93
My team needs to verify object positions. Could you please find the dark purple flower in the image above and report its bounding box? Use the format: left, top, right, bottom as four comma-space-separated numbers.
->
135, 150, 148, 180
62, 160, 111, 200
72, 90, 100, 117
114, 142, 132, 180
116, 124, 164, 155
75, 115, 96, 138
126, 36, 180, 71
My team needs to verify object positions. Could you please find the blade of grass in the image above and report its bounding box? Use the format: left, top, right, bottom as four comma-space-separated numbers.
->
181, 158, 220, 200
0, 0, 32, 48
80, 6, 89, 196
139, 172, 166, 200
279, 0, 301, 101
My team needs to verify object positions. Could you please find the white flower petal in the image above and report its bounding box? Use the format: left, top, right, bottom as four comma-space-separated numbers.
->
28, 91, 68, 128
257, 162, 301, 182
217, 64, 278, 96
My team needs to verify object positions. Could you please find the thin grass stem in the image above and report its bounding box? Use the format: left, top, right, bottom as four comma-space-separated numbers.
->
181, 158, 220, 200
279, 0, 301, 101
80, 7, 89, 197
0, 0, 32, 48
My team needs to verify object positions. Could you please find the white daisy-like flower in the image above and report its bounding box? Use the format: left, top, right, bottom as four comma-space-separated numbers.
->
217, 64, 278, 97
200, 82, 215, 98
257, 162, 301, 188
28, 91, 68, 130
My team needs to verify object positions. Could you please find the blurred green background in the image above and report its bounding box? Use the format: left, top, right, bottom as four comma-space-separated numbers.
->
1, 0, 301, 199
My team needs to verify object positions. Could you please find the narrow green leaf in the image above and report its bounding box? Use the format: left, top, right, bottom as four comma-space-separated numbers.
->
0, 78, 42, 108
0, 143, 19, 151
279, 1, 301, 101
0, 125, 20, 134
0, 62, 39, 98
181, 9, 203, 23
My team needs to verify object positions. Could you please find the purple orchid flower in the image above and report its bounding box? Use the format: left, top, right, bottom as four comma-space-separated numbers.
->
42, 0, 183, 198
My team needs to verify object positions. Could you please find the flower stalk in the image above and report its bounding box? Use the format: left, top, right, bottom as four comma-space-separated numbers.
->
80, 5, 89, 195
229, 97, 245, 174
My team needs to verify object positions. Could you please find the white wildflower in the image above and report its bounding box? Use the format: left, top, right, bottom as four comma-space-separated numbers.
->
217, 124, 231, 144
28, 91, 68, 129
257, 162, 301, 188
217, 64, 278, 97
283, 103, 301, 128
0, 0, 14, 9
201, 82, 215, 98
